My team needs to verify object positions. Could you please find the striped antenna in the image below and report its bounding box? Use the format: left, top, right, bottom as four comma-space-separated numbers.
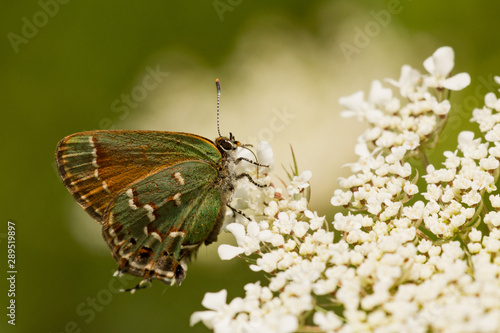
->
216, 79, 221, 137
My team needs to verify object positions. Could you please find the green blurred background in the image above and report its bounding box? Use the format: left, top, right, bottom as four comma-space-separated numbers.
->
2, 1, 500, 332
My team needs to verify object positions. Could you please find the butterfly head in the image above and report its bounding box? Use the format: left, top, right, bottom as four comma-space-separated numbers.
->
215, 132, 241, 155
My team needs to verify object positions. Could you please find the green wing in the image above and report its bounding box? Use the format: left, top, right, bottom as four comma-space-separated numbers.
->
56, 130, 221, 223
102, 160, 225, 283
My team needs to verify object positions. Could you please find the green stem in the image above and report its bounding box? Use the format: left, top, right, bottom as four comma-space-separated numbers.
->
420, 149, 429, 171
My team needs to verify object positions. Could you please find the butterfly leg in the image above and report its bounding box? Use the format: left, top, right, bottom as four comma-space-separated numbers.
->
120, 278, 152, 294
226, 203, 250, 221
113, 269, 124, 277
236, 173, 268, 188
235, 157, 269, 168
228, 171, 269, 221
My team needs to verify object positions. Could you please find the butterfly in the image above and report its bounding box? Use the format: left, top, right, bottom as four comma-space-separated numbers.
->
55, 80, 267, 292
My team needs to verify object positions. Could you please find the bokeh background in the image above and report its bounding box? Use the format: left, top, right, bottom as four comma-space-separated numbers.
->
2, 1, 500, 332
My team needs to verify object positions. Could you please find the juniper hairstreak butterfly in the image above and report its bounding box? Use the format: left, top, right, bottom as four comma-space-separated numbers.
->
55, 79, 266, 292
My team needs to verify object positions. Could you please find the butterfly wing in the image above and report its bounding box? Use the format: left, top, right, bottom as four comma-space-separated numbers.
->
55, 131, 221, 223
102, 160, 226, 284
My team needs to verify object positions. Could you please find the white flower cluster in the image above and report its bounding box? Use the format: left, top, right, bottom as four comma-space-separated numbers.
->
191, 47, 500, 333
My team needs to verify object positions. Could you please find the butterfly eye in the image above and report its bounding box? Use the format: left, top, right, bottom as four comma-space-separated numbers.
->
219, 139, 236, 151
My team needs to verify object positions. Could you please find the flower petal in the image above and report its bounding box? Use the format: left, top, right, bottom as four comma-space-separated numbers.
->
369, 80, 392, 105
299, 170, 312, 182
218, 244, 244, 260
201, 289, 227, 310
247, 221, 260, 238
257, 141, 274, 171
190, 310, 217, 328
442, 72, 471, 90
226, 223, 246, 244
339, 91, 366, 119
424, 46, 455, 76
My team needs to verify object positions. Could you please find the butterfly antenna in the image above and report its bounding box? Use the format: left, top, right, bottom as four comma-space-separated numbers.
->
216, 78, 222, 137
243, 146, 259, 163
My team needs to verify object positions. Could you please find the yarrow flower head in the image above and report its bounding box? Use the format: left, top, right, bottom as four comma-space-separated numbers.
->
191, 47, 500, 333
